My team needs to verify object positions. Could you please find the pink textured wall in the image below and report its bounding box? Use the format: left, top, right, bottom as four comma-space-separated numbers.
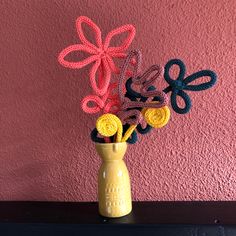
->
0, 0, 235, 201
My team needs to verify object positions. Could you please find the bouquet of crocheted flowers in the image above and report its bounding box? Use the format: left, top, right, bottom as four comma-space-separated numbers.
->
58, 16, 217, 144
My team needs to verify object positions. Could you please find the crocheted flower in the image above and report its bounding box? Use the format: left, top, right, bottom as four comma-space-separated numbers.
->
58, 16, 136, 97
118, 50, 169, 126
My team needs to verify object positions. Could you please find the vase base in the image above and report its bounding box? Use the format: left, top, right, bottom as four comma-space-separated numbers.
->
99, 207, 132, 218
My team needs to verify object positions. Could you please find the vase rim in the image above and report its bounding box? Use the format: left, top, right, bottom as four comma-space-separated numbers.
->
95, 142, 127, 145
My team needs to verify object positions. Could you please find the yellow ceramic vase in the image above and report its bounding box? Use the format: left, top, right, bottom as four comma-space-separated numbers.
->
95, 142, 132, 218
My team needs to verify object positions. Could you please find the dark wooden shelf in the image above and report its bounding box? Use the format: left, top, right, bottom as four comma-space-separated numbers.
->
1, 201, 236, 235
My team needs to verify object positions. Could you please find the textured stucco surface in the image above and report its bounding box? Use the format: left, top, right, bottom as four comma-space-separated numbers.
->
0, 0, 235, 201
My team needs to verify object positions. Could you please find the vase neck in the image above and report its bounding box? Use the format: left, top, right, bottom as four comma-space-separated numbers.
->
95, 143, 127, 162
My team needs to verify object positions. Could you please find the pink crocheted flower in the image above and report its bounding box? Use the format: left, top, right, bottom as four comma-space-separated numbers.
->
58, 16, 136, 97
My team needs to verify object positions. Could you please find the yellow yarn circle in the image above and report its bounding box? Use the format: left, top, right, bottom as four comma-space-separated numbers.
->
143, 106, 170, 128
96, 113, 123, 142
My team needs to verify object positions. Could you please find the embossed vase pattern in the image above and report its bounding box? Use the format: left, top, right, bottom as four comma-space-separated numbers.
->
95, 142, 132, 218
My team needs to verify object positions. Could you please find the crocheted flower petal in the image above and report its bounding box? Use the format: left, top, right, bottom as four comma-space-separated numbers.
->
81, 95, 104, 114
171, 90, 191, 114
76, 16, 102, 50
137, 65, 164, 99
184, 70, 217, 91
134, 64, 163, 86
104, 24, 135, 52
89, 58, 111, 96
109, 52, 127, 58
58, 44, 98, 69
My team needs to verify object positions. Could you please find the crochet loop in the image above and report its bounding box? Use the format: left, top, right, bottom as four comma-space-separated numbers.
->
96, 113, 123, 142
143, 106, 170, 128
81, 82, 120, 114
